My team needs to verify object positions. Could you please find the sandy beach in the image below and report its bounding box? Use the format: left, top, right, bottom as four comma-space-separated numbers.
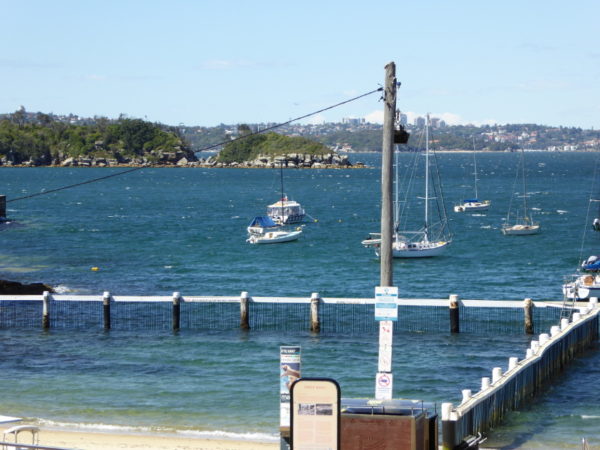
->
32, 428, 279, 450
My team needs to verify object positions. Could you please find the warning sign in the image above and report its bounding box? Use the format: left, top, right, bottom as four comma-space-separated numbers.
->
375, 372, 393, 400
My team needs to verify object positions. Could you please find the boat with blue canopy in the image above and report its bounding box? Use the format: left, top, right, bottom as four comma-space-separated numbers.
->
246, 215, 302, 244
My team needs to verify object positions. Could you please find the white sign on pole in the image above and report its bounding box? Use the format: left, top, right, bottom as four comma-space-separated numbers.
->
375, 286, 399, 321
378, 344, 393, 372
379, 320, 393, 345
375, 372, 393, 400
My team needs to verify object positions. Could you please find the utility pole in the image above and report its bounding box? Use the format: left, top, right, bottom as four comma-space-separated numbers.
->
380, 62, 396, 287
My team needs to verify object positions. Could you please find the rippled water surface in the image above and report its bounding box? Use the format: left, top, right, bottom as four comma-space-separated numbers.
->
1, 152, 598, 447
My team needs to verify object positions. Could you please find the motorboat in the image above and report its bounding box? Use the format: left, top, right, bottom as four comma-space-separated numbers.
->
266, 196, 306, 225
247, 228, 302, 244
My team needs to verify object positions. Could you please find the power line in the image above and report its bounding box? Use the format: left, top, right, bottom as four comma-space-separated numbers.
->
7, 166, 143, 203
7, 86, 383, 204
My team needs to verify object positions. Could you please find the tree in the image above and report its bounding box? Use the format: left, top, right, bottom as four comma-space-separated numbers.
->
12, 106, 26, 128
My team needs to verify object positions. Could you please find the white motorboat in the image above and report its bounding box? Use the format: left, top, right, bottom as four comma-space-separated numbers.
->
454, 140, 491, 213
363, 114, 452, 258
501, 149, 540, 235
267, 196, 305, 225
247, 228, 302, 244
266, 161, 306, 225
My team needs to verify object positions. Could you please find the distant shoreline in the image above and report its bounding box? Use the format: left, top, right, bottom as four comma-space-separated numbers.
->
0, 149, 597, 170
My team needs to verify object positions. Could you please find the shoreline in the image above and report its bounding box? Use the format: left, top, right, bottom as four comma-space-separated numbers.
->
33, 427, 279, 450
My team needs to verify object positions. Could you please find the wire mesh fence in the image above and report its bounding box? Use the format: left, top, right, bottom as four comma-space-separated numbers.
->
0, 294, 575, 335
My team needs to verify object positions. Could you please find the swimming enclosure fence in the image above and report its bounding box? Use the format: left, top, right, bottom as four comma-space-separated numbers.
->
2, 291, 598, 449
0, 291, 573, 335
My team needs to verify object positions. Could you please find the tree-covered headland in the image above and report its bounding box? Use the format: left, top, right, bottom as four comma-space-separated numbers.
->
0, 108, 196, 166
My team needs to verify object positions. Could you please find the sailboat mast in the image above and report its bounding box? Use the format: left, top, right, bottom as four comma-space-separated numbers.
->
279, 159, 285, 224
472, 136, 479, 200
424, 114, 430, 237
521, 149, 528, 223
394, 145, 399, 232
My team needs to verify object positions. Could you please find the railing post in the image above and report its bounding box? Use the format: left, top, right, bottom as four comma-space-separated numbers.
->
310, 292, 321, 333
441, 402, 456, 450
103, 291, 111, 330
523, 298, 534, 334
240, 291, 250, 330
172, 292, 181, 331
449, 294, 460, 333
481, 377, 490, 390
42, 291, 51, 329
492, 367, 502, 384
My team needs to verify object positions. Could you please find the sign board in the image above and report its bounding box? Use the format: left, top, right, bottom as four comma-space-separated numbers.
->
280, 346, 302, 428
375, 286, 399, 321
378, 344, 392, 372
291, 378, 340, 450
375, 372, 393, 400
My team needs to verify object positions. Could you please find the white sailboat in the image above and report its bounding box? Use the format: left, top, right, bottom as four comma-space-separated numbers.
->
454, 138, 490, 212
363, 114, 451, 258
501, 149, 540, 235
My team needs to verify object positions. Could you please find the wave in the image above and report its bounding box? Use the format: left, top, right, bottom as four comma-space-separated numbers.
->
176, 430, 278, 442
35, 419, 279, 443
53, 284, 76, 294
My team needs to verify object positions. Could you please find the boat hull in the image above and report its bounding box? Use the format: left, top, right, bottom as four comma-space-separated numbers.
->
375, 240, 449, 258
247, 230, 302, 244
502, 224, 540, 235
563, 274, 600, 300
454, 201, 490, 212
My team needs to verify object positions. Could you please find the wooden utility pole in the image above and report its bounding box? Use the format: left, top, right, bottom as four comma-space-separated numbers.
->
380, 62, 396, 287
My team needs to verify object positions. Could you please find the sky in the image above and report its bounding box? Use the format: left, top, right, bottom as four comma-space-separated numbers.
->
2, 0, 599, 129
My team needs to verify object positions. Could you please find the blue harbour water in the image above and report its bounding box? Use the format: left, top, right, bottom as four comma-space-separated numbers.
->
1, 152, 599, 448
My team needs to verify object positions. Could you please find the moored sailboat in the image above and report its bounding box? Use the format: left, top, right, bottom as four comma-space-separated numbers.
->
363, 114, 451, 258
454, 138, 490, 213
501, 149, 540, 235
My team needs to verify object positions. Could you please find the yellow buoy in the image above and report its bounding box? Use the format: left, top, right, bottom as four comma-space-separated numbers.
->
91, 267, 100, 271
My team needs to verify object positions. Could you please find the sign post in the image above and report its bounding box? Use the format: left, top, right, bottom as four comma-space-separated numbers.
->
374, 286, 398, 400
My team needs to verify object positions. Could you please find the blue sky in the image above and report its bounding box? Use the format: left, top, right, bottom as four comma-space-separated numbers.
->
2, 0, 598, 128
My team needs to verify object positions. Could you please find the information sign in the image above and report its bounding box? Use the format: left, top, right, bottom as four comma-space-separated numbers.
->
374, 286, 399, 321
291, 378, 340, 450
280, 346, 301, 428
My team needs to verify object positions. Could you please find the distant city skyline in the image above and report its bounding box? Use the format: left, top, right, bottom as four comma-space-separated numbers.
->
2, 1, 598, 129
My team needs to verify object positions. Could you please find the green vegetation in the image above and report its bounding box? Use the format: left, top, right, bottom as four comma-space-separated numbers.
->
216, 128, 331, 163
0, 108, 192, 165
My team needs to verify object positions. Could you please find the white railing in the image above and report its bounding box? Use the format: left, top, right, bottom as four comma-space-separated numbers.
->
441, 298, 599, 449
